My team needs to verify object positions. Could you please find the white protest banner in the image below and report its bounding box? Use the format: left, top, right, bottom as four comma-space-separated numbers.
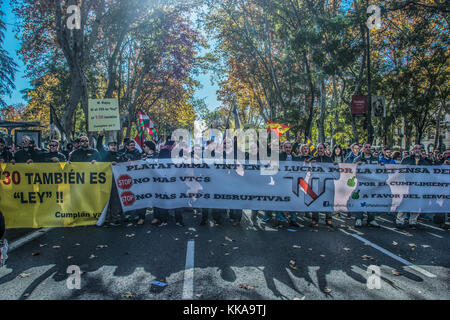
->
112, 160, 450, 213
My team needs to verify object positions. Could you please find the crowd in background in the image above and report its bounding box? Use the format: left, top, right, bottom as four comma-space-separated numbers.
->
0, 134, 449, 231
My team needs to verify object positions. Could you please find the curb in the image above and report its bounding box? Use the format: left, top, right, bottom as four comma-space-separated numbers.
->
8, 228, 53, 252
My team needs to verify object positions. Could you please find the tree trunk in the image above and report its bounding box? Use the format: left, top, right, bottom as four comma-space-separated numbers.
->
434, 97, 445, 151
303, 51, 315, 141
317, 77, 326, 143
62, 70, 82, 140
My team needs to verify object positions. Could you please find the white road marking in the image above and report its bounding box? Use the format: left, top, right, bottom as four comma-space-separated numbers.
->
379, 224, 413, 237
418, 222, 446, 232
377, 216, 446, 232
346, 226, 364, 236
9, 228, 53, 252
182, 240, 195, 300
427, 232, 443, 239
350, 234, 436, 278
339, 228, 352, 236
377, 217, 395, 224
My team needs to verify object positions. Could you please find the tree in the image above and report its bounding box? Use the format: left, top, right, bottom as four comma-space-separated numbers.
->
0, 0, 18, 108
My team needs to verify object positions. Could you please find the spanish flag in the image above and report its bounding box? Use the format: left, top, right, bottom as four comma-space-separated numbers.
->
266, 121, 290, 137
306, 136, 317, 156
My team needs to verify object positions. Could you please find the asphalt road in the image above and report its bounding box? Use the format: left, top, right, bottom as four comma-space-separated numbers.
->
0, 211, 449, 300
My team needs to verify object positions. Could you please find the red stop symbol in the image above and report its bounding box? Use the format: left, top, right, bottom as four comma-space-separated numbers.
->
121, 191, 135, 206
117, 175, 133, 189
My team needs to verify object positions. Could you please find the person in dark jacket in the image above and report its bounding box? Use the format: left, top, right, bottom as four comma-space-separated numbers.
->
142, 140, 158, 160
279, 142, 296, 161
396, 144, 432, 230
276, 141, 300, 227
68, 136, 100, 163
116, 140, 147, 224
331, 144, 344, 163
200, 140, 224, 226
400, 144, 432, 166
11, 136, 42, 163
223, 136, 242, 226
120, 140, 142, 162
95, 135, 124, 226
42, 140, 66, 162
353, 143, 380, 228
312, 143, 333, 163
150, 140, 185, 227
96, 134, 121, 163
295, 144, 311, 162
309, 143, 334, 229
62, 143, 73, 159
0, 138, 12, 163
354, 143, 379, 164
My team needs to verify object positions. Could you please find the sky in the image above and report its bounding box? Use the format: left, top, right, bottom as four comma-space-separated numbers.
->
0, 0, 221, 111
1, 0, 28, 107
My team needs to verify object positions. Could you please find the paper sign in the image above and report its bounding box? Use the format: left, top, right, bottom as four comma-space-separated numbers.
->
88, 99, 120, 132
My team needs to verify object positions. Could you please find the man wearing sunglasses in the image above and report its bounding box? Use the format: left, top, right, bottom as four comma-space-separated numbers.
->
11, 136, 42, 164
68, 136, 100, 163
43, 140, 66, 163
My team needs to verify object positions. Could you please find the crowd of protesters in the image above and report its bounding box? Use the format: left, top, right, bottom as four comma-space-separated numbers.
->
0, 134, 449, 236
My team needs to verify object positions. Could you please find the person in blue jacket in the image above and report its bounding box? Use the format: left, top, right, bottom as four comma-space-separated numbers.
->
344, 143, 361, 163
379, 147, 396, 164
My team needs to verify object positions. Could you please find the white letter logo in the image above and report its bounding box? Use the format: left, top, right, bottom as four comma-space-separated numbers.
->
66, 265, 81, 289
67, 5, 81, 30
366, 265, 381, 289
366, 5, 381, 30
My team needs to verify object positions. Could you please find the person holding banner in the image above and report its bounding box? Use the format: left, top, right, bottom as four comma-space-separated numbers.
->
120, 140, 142, 162
68, 136, 100, 163
0, 138, 12, 163
118, 140, 148, 224
310, 143, 334, 229
200, 139, 226, 226
331, 145, 344, 163
353, 143, 381, 228
94, 135, 124, 226
278, 141, 300, 227
345, 143, 360, 164
225, 136, 243, 226
42, 140, 66, 162
11, 136, 42, 164
396, 144, 432, 230
379, 147, 396, 164
296, 144, 312, 162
